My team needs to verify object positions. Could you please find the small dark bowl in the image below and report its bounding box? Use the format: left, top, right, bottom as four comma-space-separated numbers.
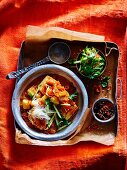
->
92, 98, 115, 123
76, 48, 106, 79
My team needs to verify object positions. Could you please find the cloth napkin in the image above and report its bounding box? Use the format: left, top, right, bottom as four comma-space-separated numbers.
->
0, 0, 126, 170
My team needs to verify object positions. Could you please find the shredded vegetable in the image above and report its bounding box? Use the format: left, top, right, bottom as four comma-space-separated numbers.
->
20, 75, 79, 134
69, 46, 106, 79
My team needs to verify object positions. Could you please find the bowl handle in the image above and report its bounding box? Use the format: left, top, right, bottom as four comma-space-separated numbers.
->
116, 78, 122, 100
6, 56, 49, 79
104, 42, 118, 57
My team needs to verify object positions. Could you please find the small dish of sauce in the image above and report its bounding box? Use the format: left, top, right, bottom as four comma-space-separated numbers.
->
92, 98, 115, 123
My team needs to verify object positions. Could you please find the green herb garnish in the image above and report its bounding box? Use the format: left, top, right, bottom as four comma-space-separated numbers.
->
69, 46, 106, 79
69, 91, 78, 100
47, 114, 55, 129
101, 76, 110, 88
57, 122, 71, 131
68, 58, 77, 65
62, 117, 69, 125
45, 98, 52, 109
53, 104, 62, 119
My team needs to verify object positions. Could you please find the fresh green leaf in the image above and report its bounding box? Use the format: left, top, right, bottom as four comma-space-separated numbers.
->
55, 115, 60, 127
62, 117, 69, 125
55, 114, 69, 129
69, 91, 78, 100
101, 81, 108, 88
45, 98, 52, 109
57, 120, 63, 127
68, 46, 106, 79
68, 59, 77, 65
101, 76, 110, 88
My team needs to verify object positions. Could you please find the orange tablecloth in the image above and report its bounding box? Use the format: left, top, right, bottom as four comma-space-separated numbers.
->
0, 0, 126, 169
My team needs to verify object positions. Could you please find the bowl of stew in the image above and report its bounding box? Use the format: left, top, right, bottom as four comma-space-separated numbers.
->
92, 98, 115, 123
12, 64, 88, 141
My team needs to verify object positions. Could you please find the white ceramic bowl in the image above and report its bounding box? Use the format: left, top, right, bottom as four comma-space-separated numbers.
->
12, 64, 88, 141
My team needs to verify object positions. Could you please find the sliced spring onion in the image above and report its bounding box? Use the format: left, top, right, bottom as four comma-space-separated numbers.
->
45, 98, 52, 109
33, 83, 42, 99
60, 103, 71, 106
53, 104, 62, 119
43, 109, 56, 116
55, 114, 59, 127
44, 110, 56, 114
47, 114, 55, 129
69, 91, 78, 100
57, 122, 71, 131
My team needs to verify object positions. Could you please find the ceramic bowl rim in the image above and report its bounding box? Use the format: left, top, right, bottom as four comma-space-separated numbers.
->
12, 64, 88, 141
92, 98, 115, 123
76, 48, 107, 79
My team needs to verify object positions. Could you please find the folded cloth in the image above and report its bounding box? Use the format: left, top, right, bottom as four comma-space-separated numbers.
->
0, 0, 126, 170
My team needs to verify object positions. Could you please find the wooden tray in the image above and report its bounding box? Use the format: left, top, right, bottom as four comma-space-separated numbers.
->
14, 37, 120, 145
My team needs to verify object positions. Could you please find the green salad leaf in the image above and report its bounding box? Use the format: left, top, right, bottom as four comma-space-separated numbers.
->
45, 98, 52, 109
101, 76, 110, 88
69, 46, 106, 79
69, 91, 78, 100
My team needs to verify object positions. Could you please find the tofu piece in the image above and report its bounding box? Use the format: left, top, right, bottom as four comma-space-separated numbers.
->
50, 96, 59, 105
22, 99, 31, 109
27, 86, 36, 98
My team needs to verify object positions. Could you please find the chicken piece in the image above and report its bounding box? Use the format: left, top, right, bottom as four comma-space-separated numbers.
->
28, 114, 47, 130
40, 76, 57, 95
28, 106, 50, 130
40, 76, 69, 101
47, 122, 57, 134
60, 101, 78, 120
46, 86, 54, 97
40, 76, 56, 88
50, 96, 59, 105
41, 95, 48, 104
65, 104, 78, 120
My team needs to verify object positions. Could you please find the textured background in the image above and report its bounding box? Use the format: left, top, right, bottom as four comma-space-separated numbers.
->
0, 0, 126, 169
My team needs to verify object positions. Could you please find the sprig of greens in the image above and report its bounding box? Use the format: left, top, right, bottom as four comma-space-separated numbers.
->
45, 99, 70, 131
53, 104, 62, 119
55, 116, 69, 128
69, 91, 78, 100
32, 83, 42, 99
101, 76, 110, 88
45, 98, 52, 109
57, 122, 71, 131
47, 114, 55, 128
68, 58, 77, 65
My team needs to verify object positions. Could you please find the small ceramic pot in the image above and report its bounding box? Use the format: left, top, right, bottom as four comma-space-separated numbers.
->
92, 98, 115, 123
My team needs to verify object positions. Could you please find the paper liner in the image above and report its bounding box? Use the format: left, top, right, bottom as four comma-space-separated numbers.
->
15, 26, 115, 146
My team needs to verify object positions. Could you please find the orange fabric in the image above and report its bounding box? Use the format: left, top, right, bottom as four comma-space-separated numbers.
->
0, 0, 127, 170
